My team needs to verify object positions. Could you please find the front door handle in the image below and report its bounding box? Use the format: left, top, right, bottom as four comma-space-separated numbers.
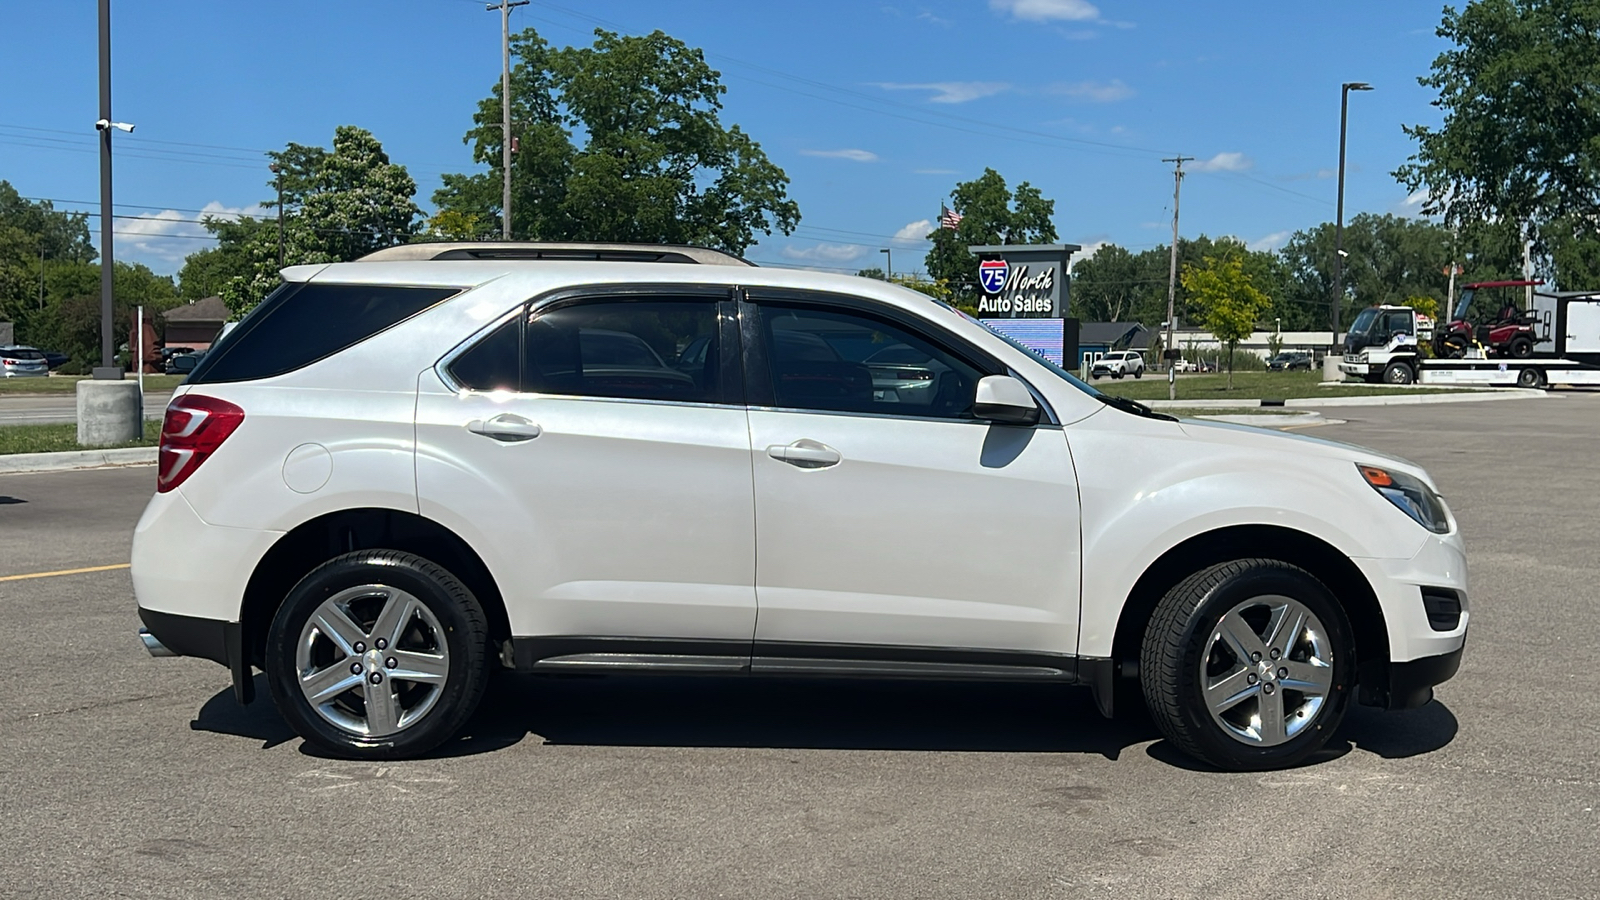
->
766, 439, 841, 469
468, 414, 542, 442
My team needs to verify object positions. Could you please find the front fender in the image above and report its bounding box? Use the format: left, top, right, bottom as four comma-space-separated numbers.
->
1065, 409, 1430, 657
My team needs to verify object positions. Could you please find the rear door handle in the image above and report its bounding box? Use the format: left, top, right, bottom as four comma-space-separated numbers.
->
468, 414, 542, 442
766, 439, 841, 469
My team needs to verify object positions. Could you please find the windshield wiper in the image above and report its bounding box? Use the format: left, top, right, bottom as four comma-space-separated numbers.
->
1095, 392, 1177, 422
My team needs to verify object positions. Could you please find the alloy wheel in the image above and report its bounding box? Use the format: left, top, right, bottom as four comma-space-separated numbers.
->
1200, 595, 1333, 746
295, 585, 451, 738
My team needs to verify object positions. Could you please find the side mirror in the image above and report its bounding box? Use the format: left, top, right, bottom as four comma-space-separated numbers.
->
973, 374, 1040, 426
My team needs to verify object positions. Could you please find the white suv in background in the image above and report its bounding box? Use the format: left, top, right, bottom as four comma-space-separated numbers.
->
1090, 350, 1145, 379
133, 242, 1467, 770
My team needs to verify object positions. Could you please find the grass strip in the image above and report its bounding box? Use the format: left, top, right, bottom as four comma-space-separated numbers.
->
0, 419, 161, 455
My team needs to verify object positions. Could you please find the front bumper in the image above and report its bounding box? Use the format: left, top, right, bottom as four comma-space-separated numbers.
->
1360, 644, 1464, 710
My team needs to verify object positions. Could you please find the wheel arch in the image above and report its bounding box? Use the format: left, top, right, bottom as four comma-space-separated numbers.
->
241, 507, 510, 670
1110, 524, 1390, 680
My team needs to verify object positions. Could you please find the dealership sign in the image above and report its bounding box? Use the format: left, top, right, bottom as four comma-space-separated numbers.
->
967, 243, 1079, 318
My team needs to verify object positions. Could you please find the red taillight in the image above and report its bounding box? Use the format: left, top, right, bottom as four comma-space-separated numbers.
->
157, 395, 245, 493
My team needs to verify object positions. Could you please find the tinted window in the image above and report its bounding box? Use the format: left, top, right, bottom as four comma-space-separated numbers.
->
189, 283, 460, 384
449, 318, 520, 391
525, 299, 721, 403
1384, 311, 1414, 335
758, 304, 984, 419
3, 349, 44, 360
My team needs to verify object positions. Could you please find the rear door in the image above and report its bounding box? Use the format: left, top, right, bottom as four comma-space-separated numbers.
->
741, 291, 1082, 662
414, 288, 758, 660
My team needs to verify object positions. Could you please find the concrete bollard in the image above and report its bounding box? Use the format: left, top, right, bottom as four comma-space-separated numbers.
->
76, 379, 143, 447
1322, 355, 1345, 383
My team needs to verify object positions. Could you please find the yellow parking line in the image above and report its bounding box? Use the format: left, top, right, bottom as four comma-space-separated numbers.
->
0, 563, 131, 582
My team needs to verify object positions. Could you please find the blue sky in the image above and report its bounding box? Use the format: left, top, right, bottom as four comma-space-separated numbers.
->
1, 0, 1452, 278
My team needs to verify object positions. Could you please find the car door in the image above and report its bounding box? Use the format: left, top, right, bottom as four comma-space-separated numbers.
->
415, 288, 758, 661
742, 291, 1082, 666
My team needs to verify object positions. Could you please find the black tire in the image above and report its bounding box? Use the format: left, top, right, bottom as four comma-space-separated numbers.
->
1442, 335, 1469, 359
265, 550, 490, 759
1383, 362, 1414, 385
1139, 559, 1355, 770
1133, 369, 1143, 379
1507, 335, 1534, 359
1090, 371, 1101, 380
1113, 371, 1124, 379
1517, 366, 1545, 389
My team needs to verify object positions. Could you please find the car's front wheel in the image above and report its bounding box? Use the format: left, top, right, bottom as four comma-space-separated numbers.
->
1140, 559, 1354, 770
265, 550, 490, 759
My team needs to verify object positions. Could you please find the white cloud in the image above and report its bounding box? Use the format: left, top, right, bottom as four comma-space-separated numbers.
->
800, 148, 879, 162
872, 81, 1010, 104
1049, 79, 1135, 103
1070, 239, 1110, 270
117, 201, 267, 268
781, 243, 868, 263
990, 0, 1101, 22
1247, 231, 1292, 252
893, 219, 934, 242
1190, 152, 1254, 173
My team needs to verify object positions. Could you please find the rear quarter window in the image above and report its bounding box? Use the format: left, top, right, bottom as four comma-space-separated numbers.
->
188, 283, 461, 384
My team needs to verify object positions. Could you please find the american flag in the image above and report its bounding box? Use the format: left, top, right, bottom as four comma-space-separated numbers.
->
939, 206, 963, 230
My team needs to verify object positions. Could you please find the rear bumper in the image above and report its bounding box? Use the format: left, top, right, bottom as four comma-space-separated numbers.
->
136, 606, 255, 704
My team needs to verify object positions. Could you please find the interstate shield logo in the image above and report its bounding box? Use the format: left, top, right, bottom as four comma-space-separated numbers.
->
978, 259, 1008, 294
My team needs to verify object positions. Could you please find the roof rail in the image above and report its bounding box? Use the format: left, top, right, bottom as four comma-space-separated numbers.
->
355, 241, 756, 267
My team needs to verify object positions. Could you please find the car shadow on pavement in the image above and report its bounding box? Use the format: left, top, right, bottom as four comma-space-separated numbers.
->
1143, 699, 1460, 771
188, 672, 1458, 768
424, 673, 1163, 760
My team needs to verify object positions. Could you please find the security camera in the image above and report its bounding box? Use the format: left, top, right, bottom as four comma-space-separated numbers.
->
95, 119, 135, 133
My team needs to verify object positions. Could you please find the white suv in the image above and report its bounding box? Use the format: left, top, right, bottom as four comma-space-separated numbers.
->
1090, 350, 1144, 379
133, 243, 1467, 770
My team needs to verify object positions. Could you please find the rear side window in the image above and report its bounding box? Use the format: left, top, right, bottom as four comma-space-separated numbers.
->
188, 283, 460, 384
525, 299, 722, 403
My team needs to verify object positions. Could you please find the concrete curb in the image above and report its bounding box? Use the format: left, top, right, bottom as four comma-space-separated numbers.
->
1148, 388, 1545, 409
0, 446, 156, 475
1189, 411, 1328, 429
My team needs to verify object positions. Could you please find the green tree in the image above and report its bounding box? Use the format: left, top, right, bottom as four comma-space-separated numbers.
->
855, 266, 887, 281
1070, 244, 1147, 323
1395, 0, 1600, 248
202, 126, 421, 313
435, 27, 799, 254
924, 168, 1058, 305
1181, 253, 1270, 388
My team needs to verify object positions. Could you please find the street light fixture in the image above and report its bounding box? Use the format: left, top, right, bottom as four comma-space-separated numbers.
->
880, 247, 891, 281
1332, 81, 1373, 350
95, 119, 135, 133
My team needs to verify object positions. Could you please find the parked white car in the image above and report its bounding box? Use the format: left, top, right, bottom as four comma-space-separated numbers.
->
133, 242, 1467, 770
1090, 350, 1145, 380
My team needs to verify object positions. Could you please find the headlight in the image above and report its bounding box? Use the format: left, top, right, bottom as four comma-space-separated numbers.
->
1358, 465, 1451, 533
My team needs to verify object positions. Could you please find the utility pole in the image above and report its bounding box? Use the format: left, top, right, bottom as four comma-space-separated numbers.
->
1333, 82, 1373, 351
1162, 155, 1191, 402
488, 0, 529, 240
269, 162, 285, 267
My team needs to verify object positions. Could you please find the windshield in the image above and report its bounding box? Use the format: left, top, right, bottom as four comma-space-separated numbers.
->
1347, 308, 1380, 339
1453, 288, 1474, 321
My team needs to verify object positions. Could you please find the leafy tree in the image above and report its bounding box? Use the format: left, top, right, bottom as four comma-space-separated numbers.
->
1395, 0, 1600, 248
435, 27, 799, 255
855, 267, 887, 281
1070, 244, 1147, 322
1181, 253, 1270, 388
203, 126, 421, 313
924, 168, 1057, 305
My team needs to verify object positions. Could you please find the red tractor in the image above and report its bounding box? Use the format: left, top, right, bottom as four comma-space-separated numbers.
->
1433, 279, 1544, 358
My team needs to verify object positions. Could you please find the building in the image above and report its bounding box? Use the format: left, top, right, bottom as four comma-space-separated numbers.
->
1076, 321, 1151, 368
161, 296, 229, 352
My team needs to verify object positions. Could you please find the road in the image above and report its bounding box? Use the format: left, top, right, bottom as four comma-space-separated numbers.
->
0, 391, 172, 425
1, 395, 1597, 899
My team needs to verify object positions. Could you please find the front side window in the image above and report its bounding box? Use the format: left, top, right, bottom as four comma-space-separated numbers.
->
755, 303, 985, 419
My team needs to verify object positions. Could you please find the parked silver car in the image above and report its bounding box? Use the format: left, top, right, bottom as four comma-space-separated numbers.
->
0, 346, 49, 378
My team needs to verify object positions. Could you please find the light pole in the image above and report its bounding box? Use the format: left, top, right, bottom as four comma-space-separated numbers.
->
880, 247, 891, 281
1332, 81, 1373, 348
269, 162, 285, 267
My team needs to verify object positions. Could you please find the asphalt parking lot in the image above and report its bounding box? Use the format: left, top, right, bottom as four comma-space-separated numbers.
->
1, 394, 1597, 899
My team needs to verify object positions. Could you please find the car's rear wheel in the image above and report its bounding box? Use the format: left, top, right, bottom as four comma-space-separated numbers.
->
1140, 559, 1354, 770
265, 550, 489, 759
1133, 369, 1142, 379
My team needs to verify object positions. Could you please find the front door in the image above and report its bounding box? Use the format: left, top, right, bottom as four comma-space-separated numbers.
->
742, 293, 1082, 661
414, 290, 757, 652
